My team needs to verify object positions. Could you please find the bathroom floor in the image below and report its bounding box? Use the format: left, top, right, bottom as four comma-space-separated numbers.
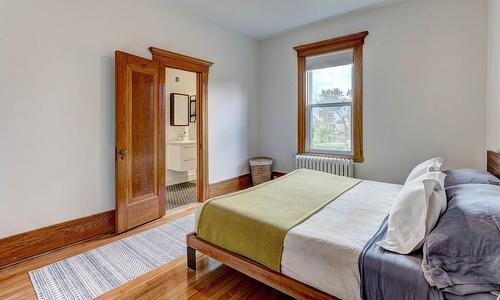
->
166, 181, 197, 210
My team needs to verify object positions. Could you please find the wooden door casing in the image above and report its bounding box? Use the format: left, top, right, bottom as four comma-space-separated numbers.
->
115, 51, 165, 233
149, 47, 212, 202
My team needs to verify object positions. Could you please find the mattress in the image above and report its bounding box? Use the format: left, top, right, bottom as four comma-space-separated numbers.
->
195, 179, 402, 300
196, 169, 361, 271
281, 180, 401, 300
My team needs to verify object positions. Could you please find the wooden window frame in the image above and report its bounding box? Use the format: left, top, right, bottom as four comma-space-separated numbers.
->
294, 31, 368, 163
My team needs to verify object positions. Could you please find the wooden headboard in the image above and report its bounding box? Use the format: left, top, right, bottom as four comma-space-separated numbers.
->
487, 151, 500, 179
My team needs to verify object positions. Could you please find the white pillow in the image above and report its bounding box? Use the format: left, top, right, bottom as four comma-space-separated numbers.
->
404, 157, 444, 184
378, 171, 447, 254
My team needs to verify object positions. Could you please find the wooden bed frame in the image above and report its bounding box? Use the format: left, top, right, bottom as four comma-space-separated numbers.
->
186, 233, 337, 300
187, 151, 500, 300
487, 151, 500, 179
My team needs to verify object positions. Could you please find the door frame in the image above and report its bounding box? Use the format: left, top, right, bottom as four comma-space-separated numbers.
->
149, 47, 213, 203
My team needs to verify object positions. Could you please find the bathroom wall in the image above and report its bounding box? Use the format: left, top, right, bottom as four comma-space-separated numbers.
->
166, 68, 197, 142
166, 68, 197, 185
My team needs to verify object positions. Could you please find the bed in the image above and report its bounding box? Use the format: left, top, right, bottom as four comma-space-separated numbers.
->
186, 152, 500, 300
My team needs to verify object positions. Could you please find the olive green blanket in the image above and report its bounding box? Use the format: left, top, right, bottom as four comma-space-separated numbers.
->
197, 169, 361, 271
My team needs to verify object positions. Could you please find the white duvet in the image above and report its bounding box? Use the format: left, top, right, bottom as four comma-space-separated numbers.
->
195, 179, 401, 300
281, 180, 401, 299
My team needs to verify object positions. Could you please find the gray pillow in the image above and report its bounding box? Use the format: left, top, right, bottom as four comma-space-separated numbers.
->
443, 169, 500, 188
422, 184, 500, 295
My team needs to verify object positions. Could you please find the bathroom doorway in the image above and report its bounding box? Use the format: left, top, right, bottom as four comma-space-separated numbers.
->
165, 68, 198, 210
150, 47, 212, 211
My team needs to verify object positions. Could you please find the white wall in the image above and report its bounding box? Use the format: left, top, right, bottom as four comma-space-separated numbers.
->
258, 0, 488, 183
0, 0, 492, 238
487, 0, 500, 152
0, 0, 259, 237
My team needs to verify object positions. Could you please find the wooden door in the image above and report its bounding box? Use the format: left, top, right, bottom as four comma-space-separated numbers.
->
115, 51, 165, 233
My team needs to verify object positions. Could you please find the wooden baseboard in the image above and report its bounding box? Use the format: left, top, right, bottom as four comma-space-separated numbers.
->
208, 174, 252, 198
272, 171, 287, 178
208, 172, 288, 199
0, 210, 115, 268
0, 171, 287, 268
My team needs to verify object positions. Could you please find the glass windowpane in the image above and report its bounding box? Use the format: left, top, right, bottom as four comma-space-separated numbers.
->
306, 50, 354, 154
310, 105, 352, 152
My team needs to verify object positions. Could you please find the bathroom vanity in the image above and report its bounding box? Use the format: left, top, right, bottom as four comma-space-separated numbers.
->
167, 140, 197, 172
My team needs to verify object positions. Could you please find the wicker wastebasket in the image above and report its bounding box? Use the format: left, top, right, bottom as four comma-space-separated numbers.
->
249, 157, 273, 185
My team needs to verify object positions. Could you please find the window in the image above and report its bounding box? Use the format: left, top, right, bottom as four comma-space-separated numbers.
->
307, 50, 353, 154
294, 31, 368, 162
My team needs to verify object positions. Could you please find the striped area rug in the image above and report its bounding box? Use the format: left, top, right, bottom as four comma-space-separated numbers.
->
29, 214, 194, 300
166, 181, 196, 210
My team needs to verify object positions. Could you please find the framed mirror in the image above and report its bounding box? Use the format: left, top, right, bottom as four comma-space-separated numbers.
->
170, 93, 189, 126
189, 95, 196, 123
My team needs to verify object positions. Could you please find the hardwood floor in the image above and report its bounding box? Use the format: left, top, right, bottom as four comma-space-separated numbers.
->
0, 204, 292, 299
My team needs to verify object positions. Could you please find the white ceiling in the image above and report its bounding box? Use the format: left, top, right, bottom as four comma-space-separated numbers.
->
166, 0, 398, 40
